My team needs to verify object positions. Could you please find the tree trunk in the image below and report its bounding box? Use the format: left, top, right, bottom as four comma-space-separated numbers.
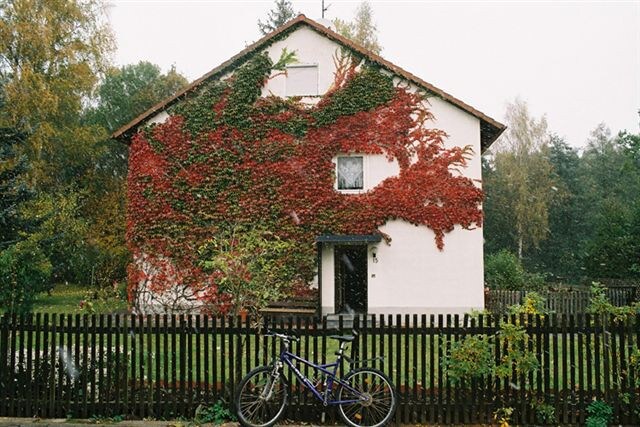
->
518, 236, 523, 260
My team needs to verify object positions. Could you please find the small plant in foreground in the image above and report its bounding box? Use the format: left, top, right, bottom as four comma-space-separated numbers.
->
586, 400, 613, 427
532, 400, 556, 424
493, 406, 513, 427
508, 291, 550, 320
194, 400, 236, 425
630, 346, 640, 387
88, 414, 124, 424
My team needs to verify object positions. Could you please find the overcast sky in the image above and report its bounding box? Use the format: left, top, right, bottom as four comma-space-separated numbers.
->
108, 0, 639, 148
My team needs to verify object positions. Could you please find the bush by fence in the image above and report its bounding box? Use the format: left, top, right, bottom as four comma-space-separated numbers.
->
1, 312, 639, 425
485, 287, 639, 314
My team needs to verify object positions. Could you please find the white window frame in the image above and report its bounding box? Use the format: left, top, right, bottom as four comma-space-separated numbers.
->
285, 64, 319, 97
335, 155, 366, 194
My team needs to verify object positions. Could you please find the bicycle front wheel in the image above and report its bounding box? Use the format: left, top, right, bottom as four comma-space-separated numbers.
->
235, 366, 288, 427
337, 368, 397, 427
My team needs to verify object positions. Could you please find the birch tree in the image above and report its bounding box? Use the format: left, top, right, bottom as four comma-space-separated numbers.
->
333, 1, 382, 54
488, 98, 557, 260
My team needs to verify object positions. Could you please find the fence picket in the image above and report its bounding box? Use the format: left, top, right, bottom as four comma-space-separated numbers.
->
577, 314, 585, 425
438, 314, 446, 424
187, 315, 193, 416
429, 314, 436, 424
107, 315, 114, 417
23, 314, 32, 417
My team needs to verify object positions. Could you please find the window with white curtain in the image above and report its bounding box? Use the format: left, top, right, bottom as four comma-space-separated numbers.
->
337, 156, 364, 190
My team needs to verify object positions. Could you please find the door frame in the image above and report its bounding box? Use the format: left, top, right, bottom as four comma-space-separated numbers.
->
333, 243, 368, 314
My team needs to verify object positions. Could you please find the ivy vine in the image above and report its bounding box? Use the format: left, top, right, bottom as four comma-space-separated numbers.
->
127, 50, 483, 311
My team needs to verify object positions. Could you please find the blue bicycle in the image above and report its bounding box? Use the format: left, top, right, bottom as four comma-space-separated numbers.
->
235, 331, 397, 427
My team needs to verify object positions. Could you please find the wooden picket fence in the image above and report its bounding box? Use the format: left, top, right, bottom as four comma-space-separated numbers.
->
485, 287, 639, 314
0, 313, 639, 425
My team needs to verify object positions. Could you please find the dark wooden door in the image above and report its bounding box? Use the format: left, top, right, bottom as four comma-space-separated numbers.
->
334, 244, 368, 313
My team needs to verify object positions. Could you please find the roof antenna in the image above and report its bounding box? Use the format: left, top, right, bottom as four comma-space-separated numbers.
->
322, 0, 330, 18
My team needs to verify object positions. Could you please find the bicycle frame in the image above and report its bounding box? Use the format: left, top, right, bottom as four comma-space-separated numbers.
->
277, 347, 365, 406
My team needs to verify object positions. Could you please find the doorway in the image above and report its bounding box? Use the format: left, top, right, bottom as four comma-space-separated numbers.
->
334, 244, 368, 313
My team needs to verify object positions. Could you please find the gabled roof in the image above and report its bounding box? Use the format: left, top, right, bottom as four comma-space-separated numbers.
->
112, 14, 506, 150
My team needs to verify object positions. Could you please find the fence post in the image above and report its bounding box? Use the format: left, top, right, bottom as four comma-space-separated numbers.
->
0, 314, 7, 416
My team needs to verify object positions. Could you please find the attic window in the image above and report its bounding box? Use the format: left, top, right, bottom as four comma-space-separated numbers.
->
336, 156, 364, 191
285, 64, 318, 96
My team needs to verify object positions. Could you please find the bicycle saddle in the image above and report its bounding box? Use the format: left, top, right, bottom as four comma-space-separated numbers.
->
329, 335, 355, 342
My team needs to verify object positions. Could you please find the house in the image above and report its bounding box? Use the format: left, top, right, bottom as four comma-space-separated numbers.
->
114, 15, 505, 317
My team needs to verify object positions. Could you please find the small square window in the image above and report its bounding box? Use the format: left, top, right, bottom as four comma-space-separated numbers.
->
337, 156, 364, 190
285, 65, 318, 96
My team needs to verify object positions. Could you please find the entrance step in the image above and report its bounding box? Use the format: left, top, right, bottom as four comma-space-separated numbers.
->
325, 314, 374, 330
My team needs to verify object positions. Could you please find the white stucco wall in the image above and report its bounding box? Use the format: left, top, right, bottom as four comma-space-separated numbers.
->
318, 92, 484, 316
142, 23, 486, 317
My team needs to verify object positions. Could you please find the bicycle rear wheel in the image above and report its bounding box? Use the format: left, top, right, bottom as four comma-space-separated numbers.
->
235, 366, 288, 427
337, 368, 397, 427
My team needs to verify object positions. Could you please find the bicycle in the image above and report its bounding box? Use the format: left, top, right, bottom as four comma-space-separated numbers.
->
234, 330, 397, 427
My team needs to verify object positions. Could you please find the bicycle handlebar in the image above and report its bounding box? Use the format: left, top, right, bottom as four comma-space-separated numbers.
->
265, 329, 360, 343
265, 330, 300, 342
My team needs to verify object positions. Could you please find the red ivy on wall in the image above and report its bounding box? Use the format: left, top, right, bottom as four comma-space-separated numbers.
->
126, 53, 483, 312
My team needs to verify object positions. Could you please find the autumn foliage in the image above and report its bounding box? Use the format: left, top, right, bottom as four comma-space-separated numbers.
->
126, 52, 483, 313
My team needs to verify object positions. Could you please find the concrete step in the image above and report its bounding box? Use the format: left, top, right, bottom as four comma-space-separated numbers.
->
325, 314, 375, 329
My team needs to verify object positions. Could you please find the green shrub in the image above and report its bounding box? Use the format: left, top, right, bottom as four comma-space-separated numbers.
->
194, 400, 235, 425
485, 250, 526, 289
586, 400, 613, 427
444, 334, 495, 384
485, 250, 545, 290
0, 239, 52, 313
508, 291, 550, 317
524, 271, 546, 290
532, 400, 556, 424
588, 281, 640, 323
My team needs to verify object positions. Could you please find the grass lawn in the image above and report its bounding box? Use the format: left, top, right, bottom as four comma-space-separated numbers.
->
32, 283, 128, 314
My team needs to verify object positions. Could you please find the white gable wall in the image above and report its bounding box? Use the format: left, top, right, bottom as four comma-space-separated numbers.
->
262, 26, 340, 99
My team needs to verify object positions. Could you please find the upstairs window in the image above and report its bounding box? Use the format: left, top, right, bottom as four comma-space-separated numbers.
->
285, 64, 319, 97
337, 156, 364, 190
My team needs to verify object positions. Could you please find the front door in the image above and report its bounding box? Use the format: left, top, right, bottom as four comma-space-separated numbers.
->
334, 244, 368, 313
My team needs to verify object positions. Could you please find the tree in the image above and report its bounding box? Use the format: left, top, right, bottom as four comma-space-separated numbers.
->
482, 155, 518, 254
582, 200, 640, 279
0, 128, 51, 313
0, 239, 51, 313
200, 226, 301, 316
0, 0, 114, 186
333, 1, 382, 54
528, 135, 584, 280
578, 125, 640, 280
485, 99, 557, 260
618, 129, 640, 162
78, 62, 188, 288
258, 0, 296, 35
0, 129, 33, 248
85, 62, 188, 133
